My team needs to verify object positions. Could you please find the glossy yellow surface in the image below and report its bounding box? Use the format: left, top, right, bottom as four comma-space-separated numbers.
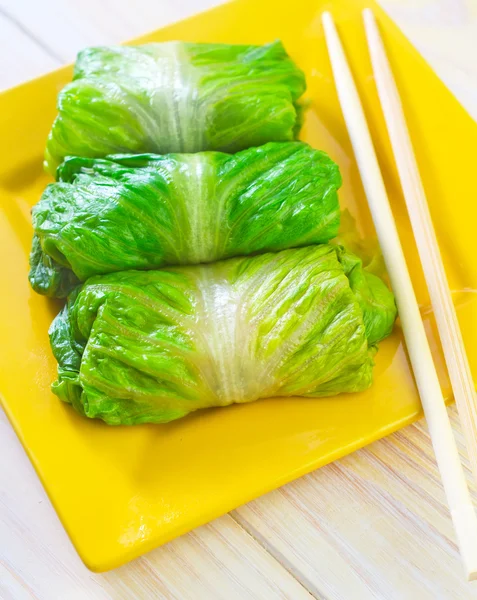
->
1, 0, 476, 573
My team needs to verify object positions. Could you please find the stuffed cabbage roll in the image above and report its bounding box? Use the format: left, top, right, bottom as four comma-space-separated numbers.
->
50, 245, 397, 425
30, 142, 341, 298
44, 41, 306, 174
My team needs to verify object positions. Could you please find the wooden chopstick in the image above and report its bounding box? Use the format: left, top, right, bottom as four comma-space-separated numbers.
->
321, 11, 477, 581
363, 8, 477, 484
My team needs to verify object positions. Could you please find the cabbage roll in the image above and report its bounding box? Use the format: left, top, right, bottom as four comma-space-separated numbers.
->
44, 41, 306, 173
50, 245, 397, 425
30, 142, 341, 297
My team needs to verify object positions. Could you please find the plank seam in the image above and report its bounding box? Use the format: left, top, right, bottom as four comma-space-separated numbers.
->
0, 5, 64, 63
230, 510, 327, 600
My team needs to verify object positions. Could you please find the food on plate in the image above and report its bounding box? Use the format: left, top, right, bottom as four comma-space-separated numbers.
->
49, 245, 397, 425
33, 35, 396, 428
30, 142, 341, 298
44, 41, 306, 174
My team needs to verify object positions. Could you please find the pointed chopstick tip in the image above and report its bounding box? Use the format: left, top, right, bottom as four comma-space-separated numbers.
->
321, 10, 333, 29
362, 7, 375, 23
363, 7, 379, 41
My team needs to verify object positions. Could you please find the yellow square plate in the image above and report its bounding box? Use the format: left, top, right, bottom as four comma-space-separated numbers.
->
1, 0, 477, 573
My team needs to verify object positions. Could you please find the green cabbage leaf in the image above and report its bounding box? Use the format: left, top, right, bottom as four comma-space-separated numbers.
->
44, 41, 306, 173
49, 245, 396, 425
30, 142, 341, 297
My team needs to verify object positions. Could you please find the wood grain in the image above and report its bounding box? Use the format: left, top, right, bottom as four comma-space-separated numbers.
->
1, 0, 477, 598
0, 11, 59, 89
234, 409, 477, 599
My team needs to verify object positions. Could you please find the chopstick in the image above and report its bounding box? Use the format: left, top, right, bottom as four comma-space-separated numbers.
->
322, 11, 477, 581
363, 8, 477, 485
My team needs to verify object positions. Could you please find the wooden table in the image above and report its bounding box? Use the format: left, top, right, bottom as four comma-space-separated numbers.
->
1, 1, 477, 597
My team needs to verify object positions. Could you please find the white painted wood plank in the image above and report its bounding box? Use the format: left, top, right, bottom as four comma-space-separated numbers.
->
0, 12, 59, 89
233, 407, 477, 599
0, 409, 313, 600
0, 0, 224, 65
100, 517, 314, 600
